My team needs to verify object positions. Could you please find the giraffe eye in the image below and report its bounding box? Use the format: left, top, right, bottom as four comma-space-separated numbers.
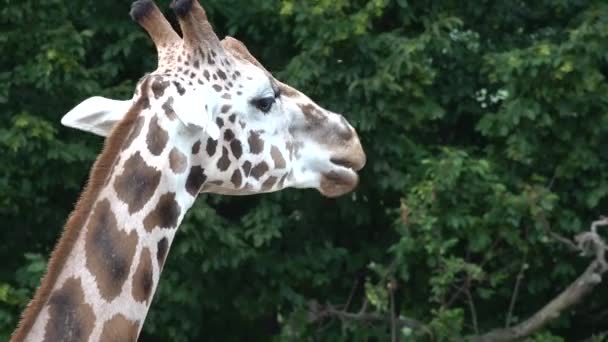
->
252, 97, 275, 113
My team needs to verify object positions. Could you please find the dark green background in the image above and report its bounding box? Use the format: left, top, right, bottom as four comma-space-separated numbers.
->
1, 0, 607, 340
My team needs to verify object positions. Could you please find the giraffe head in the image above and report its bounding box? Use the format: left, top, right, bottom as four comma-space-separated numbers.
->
61, 0, 365, 198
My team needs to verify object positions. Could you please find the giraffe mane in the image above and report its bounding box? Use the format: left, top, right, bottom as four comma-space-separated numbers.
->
11, 77, 152, 342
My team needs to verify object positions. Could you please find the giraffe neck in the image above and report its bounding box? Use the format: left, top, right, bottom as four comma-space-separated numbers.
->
14, 80, 206, 342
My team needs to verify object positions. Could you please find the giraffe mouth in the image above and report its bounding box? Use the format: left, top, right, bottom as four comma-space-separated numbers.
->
319, 167, 359, 198
330, 156, 365, 171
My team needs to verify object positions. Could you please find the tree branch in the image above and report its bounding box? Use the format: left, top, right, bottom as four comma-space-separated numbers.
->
473, 260, 604, 341
307, 217, 607, 341
473, 217, 608, 341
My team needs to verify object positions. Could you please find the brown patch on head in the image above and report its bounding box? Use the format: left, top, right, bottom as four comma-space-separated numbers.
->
85, 199, 138, 301
271, 145, 286, 169
42, 277, 95, 342
251, 161, 269, 180
217, 147, 231, 171
217, 69, 227, 80
157, 237, 169, 269
299, 103, 327, 125
205, 137, 218, 156
212, 84, 222, 92
231, 169, 242, 188
224, 129, 235, 141
172, 81, 186, 95
248, 131, 264, 154
114, 152, 162, 214
230, 139, 243, 159
242, 161, 252, 177
162, 96, 177, 120
151, 77, 170, 99
192, 140, 202, 154
99, 314, 140, 342
278, 172, 289, 188
221, 104, 232, 113
143, 192, 181, 231
186, 166, 207, 196
262, 176, 278, 191
146, 116, 169, 156
169, 149, 188, 175
132, 248, 154, 303
278, 83, 300, 98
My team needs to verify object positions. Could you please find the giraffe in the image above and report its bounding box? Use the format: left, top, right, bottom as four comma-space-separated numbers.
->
11, 0, 366, 341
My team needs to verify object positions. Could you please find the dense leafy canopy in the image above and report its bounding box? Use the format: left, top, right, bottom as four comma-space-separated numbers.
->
1, 0, 607, 340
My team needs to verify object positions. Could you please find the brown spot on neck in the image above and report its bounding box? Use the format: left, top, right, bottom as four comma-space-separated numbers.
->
113, 152, 162, 214
11, 77, 151, 342
157, 237, 169, 269
85, 199, 138, 301
146, 116, 169, 156
99, 314, 140, 342
132, 248, 154, 303
143, 192, 181, 231
162, 96, 177, 121
122, 116, 145, 151
42, 277, 95, 342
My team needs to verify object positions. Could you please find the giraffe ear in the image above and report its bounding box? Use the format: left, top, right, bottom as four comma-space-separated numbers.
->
61, 97, 131, 137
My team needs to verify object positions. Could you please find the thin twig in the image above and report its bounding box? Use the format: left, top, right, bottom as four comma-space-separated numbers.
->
343, 278, 360, 312
505, 253, 528, 328
464, 275, 479, 335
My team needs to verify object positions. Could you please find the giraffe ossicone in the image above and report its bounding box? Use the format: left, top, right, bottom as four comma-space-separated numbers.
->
12, 0, 366, 341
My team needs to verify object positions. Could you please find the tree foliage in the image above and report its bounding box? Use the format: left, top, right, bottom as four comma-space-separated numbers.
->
1, 0, 607, 340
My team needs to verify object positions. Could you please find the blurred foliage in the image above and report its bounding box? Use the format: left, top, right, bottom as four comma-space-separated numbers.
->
1, 0, 608, 341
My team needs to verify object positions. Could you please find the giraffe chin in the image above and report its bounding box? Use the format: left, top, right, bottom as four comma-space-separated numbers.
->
319, 168, 360, 198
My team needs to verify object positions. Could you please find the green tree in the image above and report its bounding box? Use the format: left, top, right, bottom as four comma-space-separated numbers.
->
1, 0, 607, 341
